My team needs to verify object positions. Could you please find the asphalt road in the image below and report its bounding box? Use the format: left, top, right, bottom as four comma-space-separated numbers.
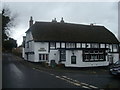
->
2, 53, 77, 88
2, 53, 120, 89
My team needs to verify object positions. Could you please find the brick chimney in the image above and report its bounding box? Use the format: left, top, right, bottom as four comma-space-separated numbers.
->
29, 16, 33, 27
60, 17, 64, 23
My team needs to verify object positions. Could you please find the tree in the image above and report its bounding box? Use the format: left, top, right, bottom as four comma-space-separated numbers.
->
3, 38, 17, 51
2, 7, 17, 52
2, 8, 10, 41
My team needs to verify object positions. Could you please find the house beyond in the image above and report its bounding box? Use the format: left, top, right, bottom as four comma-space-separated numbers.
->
22, 17, 119, 67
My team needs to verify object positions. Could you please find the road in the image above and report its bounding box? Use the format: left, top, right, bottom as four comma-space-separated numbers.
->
2, 53, 77, 88
2, 53, 120, 89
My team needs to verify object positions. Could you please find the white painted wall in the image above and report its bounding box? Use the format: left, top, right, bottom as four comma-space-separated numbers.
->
26, 31, 33, 42
65, 50, 109, 67
49, 50, 59, 64
23, 33, 119, 67
34, 42, 49, 62
28, 54, 34, 62
112, 53, 119, 63
24, 31, 35, 61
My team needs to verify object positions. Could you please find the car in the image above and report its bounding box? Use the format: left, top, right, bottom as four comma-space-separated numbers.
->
109, 60, 120, 76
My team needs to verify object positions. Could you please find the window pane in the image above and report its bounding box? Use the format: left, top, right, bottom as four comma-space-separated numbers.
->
50, 42, 55, 48
82, 43, 85, 48
113, 44, 118, 52
43, 54, 45, 60
61, 43, 65, 48
39, 54, 41, 60
46, 54, 48, 60
83, 50, 105, 62
77, 43, 80, 48
60, 50, 66, 61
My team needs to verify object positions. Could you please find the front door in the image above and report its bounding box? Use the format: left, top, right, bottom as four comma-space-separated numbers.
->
60, 50, 66, 62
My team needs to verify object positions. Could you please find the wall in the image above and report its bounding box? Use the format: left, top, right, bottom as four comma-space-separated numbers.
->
24, 31, 35, 61
118, 1, 120, 41
49, 50, 59, 64
65, 50, 109, 67
34, 42, 49, 62
108, 53, 119, 63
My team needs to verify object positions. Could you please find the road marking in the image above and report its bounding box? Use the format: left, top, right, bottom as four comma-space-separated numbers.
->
50, 73, 55, 76
88, 85, 98, 89
32, 67, 100, 89
82, 86, 90, 89
81, 82, 89, 86
55, 75, 100, 89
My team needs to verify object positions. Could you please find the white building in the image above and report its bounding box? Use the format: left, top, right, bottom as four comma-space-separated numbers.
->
22, 17, 119, 67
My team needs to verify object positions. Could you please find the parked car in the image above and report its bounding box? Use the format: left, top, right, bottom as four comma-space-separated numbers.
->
109, 60, 120, 76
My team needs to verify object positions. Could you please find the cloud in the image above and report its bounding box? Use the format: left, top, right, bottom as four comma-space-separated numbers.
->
4, 2, 118, 46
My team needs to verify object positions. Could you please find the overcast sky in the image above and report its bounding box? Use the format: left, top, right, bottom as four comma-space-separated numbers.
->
2, 1, 119, 46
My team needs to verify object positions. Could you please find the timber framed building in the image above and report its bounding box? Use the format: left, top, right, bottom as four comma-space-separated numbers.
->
22, 17, 119, 67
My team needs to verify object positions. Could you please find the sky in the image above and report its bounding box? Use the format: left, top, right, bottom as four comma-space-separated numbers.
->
2, 1, 119, 46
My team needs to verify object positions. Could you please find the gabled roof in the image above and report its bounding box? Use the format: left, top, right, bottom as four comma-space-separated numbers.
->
26, 21, 119, 44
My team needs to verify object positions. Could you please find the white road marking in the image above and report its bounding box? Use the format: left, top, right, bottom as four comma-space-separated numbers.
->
56, 75, 99, 89
82, 86, 91, 89
50, 73, 55, 76
32, 68, 100, 89
81, 82, 89, 86
89, 85, 98, 89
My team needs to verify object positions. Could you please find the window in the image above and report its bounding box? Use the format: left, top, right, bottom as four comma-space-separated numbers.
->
66, 43, 75, 48
39, 54, 48, 60
71, 43, 75, 48
66, 43, 70, 48
56, 43, 60, 48
50, 42, 55, 48
113, 44, 118, 52
82, 43, 85, 48
61, 43, 65, 48
71, 56, 76, 64
100, 44, 105, 48
76, 43, 81, 48
60, 50, 66, 61
91, 43, 99, 48
84, 55, 90, 60
84, 50, 89, 54
83, 50, 105, 62
99, 55, 104, 60
106, 44, 110, 48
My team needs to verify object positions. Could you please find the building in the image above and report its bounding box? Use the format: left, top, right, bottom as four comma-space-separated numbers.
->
22, 16, 119, 67
118, 1, 120, 41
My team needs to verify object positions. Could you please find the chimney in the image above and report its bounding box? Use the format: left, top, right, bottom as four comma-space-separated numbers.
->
29, 16, 33, 27
52, 18, 57, 22
90, 23, 94, 26
90, 23, 96, 26
60, 17, 64, 23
